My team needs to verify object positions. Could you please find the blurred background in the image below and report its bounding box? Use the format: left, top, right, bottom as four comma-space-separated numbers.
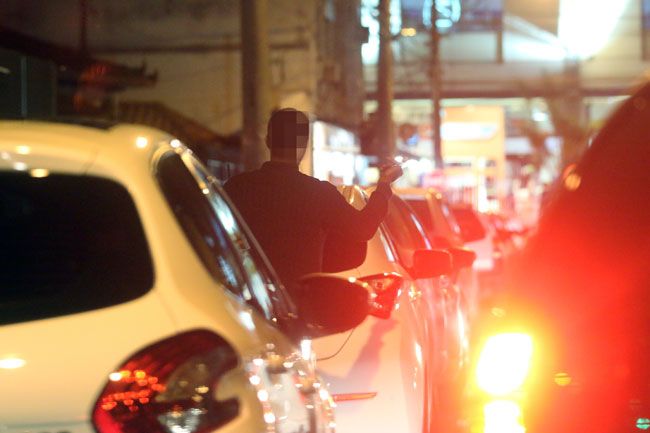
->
1, 0, 646, 228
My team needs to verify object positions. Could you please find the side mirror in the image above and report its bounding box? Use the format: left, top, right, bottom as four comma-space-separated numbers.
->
360, 272, 404, 319
293, 274, 370, 338
448, 246, 476, 270
410, 249, 453, 280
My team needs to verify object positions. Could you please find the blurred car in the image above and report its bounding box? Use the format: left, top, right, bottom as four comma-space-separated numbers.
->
482, 212, 529, 252
465, 83, 650, 433
0, 120, 370, 433
397, 187, 465, 248
449, 204, 499, 273
450, 204, 511, 304
313, 185, 471, 433
398, 187, 481, 321
377, 189, 473, 390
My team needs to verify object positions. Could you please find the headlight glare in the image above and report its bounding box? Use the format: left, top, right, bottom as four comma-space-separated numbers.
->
476, 333, 533, 396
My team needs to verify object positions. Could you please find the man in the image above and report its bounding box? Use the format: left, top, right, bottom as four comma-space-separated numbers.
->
224, 108, 401, 291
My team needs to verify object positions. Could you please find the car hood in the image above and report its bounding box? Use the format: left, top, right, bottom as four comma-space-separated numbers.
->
0, 291, 176, 430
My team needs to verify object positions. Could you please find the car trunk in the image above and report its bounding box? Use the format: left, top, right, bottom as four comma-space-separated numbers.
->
0, 292, 176, 430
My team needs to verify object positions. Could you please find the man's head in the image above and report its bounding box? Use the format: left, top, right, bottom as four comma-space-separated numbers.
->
266, 108, 310, 164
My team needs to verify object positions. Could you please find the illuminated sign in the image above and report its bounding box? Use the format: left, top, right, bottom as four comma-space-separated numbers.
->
401, 0, 503, 33
442, 122, 499, 141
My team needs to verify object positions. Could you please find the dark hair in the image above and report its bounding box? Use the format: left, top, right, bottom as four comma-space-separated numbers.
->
266, 108, 310, 149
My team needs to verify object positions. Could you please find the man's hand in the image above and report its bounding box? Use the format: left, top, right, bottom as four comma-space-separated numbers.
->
378, 163, 403, 184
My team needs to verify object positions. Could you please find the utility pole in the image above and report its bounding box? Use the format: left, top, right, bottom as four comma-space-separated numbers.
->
376, 0, 395, 159
79, 0, 88, 55
430, 0, 444, 169
240, 0, 272, 170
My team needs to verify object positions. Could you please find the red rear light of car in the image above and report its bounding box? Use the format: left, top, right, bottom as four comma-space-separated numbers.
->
360, 272, 404, 319
92, 330, 239, 433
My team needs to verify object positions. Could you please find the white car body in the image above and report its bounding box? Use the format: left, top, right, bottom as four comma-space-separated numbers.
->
0, 121, 334, 433
313, 186, 469, 433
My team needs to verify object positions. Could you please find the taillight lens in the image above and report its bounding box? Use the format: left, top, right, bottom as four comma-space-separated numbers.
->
483, 399, 526, 433
476, 333, 533, 396
92, 330, 239, 433
360, 272, 404, 319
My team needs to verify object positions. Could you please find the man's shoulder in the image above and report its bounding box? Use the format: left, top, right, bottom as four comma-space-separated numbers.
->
295, 173, 341, 194
224, 166, 338, 196
223, 169, 261, 189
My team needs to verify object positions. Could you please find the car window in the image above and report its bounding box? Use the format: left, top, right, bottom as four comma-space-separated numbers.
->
155, 151, 292, 324
0, 173, 154, 325
439, 200, 462, 235
451, 206, 487, 242
405, 198, 433, 230
383, 197, 431, 266
184, 154, 294, 321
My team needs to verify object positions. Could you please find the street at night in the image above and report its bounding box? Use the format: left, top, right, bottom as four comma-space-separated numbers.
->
1, 1, 650, 433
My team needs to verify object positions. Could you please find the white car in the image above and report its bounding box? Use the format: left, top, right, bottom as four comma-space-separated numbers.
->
397, 187, 481, 321
313, 186, 468, 433
0, 120, 369, 433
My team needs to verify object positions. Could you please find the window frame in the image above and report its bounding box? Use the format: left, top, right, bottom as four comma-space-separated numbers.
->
153, 148, 296, 327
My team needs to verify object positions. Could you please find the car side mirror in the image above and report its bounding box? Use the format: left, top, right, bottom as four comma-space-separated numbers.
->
448, 246, 476, 270
293, 274, 370, 338
410, 249, 453, 280
359, 272, 404, 319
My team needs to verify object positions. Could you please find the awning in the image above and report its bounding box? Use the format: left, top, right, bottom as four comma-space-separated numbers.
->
0, 26, 157, 91
115, 101, 240, 163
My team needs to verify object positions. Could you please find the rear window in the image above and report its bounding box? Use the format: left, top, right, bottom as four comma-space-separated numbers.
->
0, 173, 154, 325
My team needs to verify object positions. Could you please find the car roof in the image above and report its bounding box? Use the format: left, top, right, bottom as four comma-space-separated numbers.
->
0, 120, 173, 176
395, 187, 444, 201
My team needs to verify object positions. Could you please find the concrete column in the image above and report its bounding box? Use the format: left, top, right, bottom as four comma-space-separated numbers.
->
430, 0, 444, 169
376, 0, 395, 159
240, 0, 272, 170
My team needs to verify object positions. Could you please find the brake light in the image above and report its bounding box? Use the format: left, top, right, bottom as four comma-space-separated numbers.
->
92, 330, 239, 433
476, 333, 533, 396
483, 400, 526, 433
360, 273, 404, 319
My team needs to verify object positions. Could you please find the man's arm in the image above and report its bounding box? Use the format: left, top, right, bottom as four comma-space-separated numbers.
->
321, 164, 402, 242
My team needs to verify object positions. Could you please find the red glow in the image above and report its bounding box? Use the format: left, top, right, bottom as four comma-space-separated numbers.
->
92, 330, 235, 433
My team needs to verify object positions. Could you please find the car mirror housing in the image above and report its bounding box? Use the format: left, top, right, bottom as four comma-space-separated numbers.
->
448, 246, 477, 270
359, 272, 404, 320
410, 249, 453, 280
293, 274, 370, 338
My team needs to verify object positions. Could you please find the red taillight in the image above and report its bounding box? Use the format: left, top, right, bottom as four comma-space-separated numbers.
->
92, 330, 239, 433
360, 272, 404, 319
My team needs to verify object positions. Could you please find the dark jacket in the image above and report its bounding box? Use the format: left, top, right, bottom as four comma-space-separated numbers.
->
224, 161, 391, 289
